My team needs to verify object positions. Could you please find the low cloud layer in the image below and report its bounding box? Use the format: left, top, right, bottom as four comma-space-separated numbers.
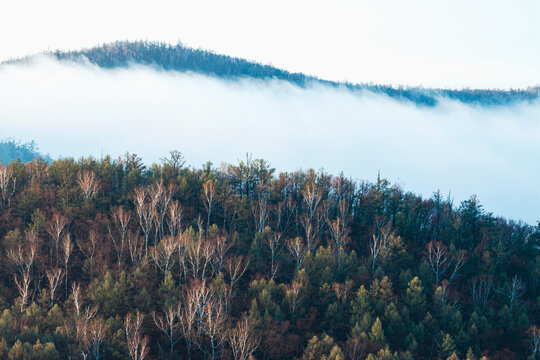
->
1, 57, 539, 224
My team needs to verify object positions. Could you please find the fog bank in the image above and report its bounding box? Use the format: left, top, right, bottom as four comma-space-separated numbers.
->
1, 57, 539, 224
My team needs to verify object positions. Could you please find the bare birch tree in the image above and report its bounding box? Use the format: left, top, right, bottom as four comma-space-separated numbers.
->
125, 311, 149, 360
470, 276, 493, 312
149, 180, 175, 241
228, 317, 260, 360
87, 317, 108, 360
299, 214, 320, 255
0, 162, 16, 207
203, 179, 216, 237
166, 200, 184, 237
425, 241, 452, 287
287, 236, 308, 271
77, 170, 100, 199
153, 304, 182, 360
62, 234, 74, 298
127, 231, 145, 267
225, 255, 249, 291
150, 236, 180, 279
251, 196, 269, 234
183, 239, 216, 281
108, 206, 131, 269
299, 182, 324, 254
302, 182, 323, 219
14, 271, 32, 314
285, 280, 303, 326
47, 213, 68, 266
496, 275, 526, 310
72, 282, 82, 318
326, 199, 351, 254
7, 234, 37, 313
369, 233, 384, 275
221, 256, 249, 313
211, 236, 231, 275
266, 230, 284, 279
46, 267, 63, 306
200, 297, 227, 360
448, 250, 466, 285
179, 283, 202, 360
134, 187, 156, 257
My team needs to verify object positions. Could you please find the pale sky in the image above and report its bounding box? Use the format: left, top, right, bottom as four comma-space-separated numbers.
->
1, 0, 538, 88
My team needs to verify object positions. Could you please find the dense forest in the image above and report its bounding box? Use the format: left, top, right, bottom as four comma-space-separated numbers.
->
3, 41, 539, 107
0, 151, 538, 360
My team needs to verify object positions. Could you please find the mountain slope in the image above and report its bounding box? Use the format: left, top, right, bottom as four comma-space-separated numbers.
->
3, 41, 539, 107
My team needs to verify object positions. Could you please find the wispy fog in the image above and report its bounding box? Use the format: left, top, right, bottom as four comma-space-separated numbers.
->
1, 57, 539, 224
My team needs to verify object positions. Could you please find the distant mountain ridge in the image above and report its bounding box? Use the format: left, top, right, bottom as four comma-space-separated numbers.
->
3, 41, 539, 107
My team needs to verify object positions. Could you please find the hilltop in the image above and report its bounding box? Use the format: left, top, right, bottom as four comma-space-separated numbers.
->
4, 41, 538, 107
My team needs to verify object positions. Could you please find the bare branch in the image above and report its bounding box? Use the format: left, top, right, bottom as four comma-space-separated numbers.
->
153, 304, 182, 358
47, 213, 68, 265
125, 311, 149, 360
470, 276, 493, 312
228, 317, 260, 360
150, 236, 180, 279
46, 267, 63, 306
425, 241, 452, 287
77, 170, 100, 199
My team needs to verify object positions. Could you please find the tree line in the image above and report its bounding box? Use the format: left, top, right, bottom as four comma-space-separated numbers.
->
0, 152, 538, 359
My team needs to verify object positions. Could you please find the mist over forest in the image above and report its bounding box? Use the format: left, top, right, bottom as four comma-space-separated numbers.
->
1, 43, 539, 224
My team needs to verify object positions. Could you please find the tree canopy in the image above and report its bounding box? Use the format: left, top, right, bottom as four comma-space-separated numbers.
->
0, 152, 537, 359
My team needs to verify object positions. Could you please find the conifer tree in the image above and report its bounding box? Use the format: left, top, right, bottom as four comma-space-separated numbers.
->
369, 317, 386, 347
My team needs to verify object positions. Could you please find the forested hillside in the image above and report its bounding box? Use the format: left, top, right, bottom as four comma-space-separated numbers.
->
4, 41, 539, 107
0, 139, 52, 165
0, 152, 538, 359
